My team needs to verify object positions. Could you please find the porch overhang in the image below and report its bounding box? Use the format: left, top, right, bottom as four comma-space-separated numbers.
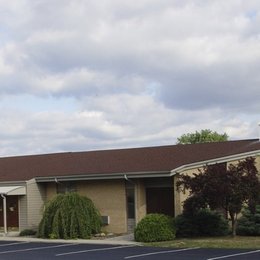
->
0, 186, 26, 236
0, 186, 26, 196
170, 150, 260, 176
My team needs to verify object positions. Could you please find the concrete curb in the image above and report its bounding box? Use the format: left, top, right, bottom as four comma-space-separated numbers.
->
0, 233, 140, 246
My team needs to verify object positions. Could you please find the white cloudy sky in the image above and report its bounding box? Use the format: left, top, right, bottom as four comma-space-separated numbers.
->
0, 0, 259, 156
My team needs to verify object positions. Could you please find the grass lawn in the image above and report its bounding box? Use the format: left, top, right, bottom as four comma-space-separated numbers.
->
146, 236, 260, 249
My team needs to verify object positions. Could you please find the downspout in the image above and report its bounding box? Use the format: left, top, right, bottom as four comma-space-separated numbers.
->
1, 194, 7, 236
124, 174, 135, 184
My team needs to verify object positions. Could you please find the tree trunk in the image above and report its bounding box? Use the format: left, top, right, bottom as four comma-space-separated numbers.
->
230, 213, 237, 237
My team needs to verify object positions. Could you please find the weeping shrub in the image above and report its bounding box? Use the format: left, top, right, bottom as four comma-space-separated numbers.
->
134, 214, 175, 242
38, 193, 102, 239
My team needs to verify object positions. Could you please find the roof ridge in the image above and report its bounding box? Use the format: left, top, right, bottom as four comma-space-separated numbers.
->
0, 138, 258, 160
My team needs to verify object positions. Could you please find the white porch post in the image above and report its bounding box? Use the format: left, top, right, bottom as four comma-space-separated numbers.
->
1, 195, 7, 236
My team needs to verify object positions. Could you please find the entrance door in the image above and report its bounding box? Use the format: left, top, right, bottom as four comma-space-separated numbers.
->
0, 196, 19, 228
146, 187, 174, 216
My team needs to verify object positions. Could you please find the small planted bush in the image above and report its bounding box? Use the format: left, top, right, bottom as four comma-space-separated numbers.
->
19, 229, 37, 236
38, 193, 102, 239
176, 209, 229, 238
134, 213, 175, 242
237, 205, 260, 236
175, 214, 199, 238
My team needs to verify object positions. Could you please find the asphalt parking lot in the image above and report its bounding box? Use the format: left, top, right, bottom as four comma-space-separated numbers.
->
0, 241, 260, 259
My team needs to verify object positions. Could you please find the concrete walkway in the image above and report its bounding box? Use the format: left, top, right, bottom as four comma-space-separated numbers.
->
0, 232, 138, 246
106, 233, 134, 242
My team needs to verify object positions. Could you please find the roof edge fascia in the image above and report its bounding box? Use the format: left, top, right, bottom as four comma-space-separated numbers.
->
0, 181, 27, 186
170, 150, 260, 176
35, 171, 171, 183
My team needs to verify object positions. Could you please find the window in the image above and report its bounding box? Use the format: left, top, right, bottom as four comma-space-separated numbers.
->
126, 182, 135, 219
126, 187, 135, 219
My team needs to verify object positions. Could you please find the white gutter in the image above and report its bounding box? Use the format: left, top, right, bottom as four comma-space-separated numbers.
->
170, 150, 260, 176
35, 171, 171, 183
0, 181, 26, 186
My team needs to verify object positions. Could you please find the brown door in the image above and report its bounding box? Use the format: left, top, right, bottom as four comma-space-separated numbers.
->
0, 196, 19, 228
146, 187, 174, 216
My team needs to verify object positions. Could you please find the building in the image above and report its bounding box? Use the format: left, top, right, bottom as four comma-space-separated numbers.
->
0, 139, 260, 235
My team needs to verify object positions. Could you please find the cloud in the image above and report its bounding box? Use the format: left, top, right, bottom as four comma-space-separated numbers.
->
0, 93, 258, 157
0, 0, 259, 156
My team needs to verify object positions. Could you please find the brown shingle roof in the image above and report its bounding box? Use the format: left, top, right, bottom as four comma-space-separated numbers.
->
0, 139, 260, 182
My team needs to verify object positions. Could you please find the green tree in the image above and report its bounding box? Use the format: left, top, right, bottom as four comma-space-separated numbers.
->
177, 129, 228, 144
177, 157, 260, 237
236, 205, 260, 236
38, 193, 102, 239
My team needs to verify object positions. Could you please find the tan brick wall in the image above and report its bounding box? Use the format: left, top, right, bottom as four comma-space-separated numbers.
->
77, 180, 127, 234
45, 180, 127, 234
255, 155, 260, 172
46, 183, 57, 201
173, 175, 181, 216
175, 155, 260, 216
227, 155, 260, 170
174, 168, 201, 216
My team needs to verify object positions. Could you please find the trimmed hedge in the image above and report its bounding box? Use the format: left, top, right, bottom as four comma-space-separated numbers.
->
237, 205, 260, 236
38, 193, 102, 239
19, 229, 37, 236
134, 214, 175, 242
175, 209, 229, 238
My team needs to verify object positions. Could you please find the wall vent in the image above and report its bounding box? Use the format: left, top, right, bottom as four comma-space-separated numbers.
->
101, 216, 110, 225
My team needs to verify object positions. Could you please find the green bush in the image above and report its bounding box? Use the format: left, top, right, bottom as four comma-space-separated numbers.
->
38, 193, 102, 239
237, 205, 260, 236
134, 214, 175, 242
19, 229, 37, 236
176, 209, 229, 238
175, 214, 199, 238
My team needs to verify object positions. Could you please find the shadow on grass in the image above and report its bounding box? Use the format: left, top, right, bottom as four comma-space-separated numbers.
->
145, 236, 260, 249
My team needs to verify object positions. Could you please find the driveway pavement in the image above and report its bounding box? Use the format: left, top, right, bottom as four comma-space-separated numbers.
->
0, 240, 259, 259
0, 234, 260, 259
